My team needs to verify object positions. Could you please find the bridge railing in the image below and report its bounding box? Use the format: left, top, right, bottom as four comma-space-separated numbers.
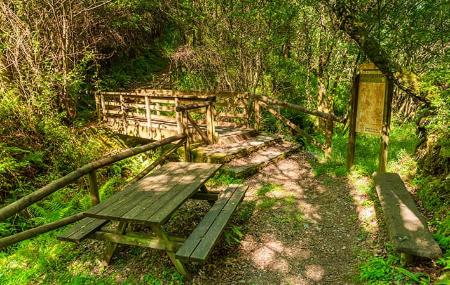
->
0, 134, 187, 249
95, 89, 251, 143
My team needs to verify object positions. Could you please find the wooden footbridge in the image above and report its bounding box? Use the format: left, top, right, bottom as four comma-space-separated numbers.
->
95, 89, 253, 144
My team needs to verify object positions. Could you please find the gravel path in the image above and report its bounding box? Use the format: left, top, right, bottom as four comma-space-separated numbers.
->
192, 152, 362, 284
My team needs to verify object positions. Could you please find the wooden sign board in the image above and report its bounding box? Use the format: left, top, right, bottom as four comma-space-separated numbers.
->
355, 63, 387, 135
347, 62, 393, 172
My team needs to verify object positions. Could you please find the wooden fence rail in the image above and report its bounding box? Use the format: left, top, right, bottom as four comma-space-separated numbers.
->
253, 95, 345, 123
0, 134, 186, 222
0, 135, 187, 249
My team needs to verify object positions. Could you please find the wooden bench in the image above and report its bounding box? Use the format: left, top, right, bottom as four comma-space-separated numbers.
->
176, 184, 248, 262
373, 172, 442, 261
57, 217, 108, 243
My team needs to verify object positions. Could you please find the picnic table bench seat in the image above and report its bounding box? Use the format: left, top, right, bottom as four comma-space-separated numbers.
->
57, 217, 108, 243
373, 172, 442, 260
176, 184, 248, 262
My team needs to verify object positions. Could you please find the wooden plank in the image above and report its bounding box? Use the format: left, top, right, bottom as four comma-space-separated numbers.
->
189, 185, 247, 262
104, 101, 176, 112
119, 164, 194, 221
175, 186, 237, 261
57, 217, 108, 243
176, 103, 209, 112
87, 163, 188, 220
373, 173, 442, 259
133, 163, 222, 224
104, 110, 176, 123
84, 183, 140, 217
99, 90, 216, 101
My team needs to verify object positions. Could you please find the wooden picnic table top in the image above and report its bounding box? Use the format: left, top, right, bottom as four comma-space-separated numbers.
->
83, 162, 222, 225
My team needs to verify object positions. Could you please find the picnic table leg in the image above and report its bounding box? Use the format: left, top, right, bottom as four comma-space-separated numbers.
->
200, 185, 215, 206
103, 221, 128, 265
150, 224, 190, 278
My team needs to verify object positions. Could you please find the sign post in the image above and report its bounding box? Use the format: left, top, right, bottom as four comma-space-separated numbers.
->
347, 62, 393, 172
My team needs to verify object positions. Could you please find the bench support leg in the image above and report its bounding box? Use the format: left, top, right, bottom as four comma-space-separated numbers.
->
200, 185, 215, 206
103, 222, 127, 265
150, 224, 190, 278
400, 253, 414, 266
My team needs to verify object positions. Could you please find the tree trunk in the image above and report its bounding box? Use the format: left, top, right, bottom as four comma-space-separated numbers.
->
317, 76, 333, 158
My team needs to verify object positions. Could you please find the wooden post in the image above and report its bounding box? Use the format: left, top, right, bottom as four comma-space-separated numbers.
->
254, 98, 261, 130
242, 94, 249, 128
88, 170, 99, 205
379, 79, 393, 172
94, 92, 101, 121
100, 93, 106, 120
347, 75, 359, 170
175, 98, 183, 134
145, 95, 153, 139
206, 100, 216, 144
120, 94, 126, 130
181, 111, 191, 162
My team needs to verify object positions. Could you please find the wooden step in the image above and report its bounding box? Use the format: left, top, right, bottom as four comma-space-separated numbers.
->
216, 128, 258, 144
57, 217, 108, 243
191, 133, 281, 163
224, 141, 301, 178
176, 185, 248, 262
373, 172, 442, 259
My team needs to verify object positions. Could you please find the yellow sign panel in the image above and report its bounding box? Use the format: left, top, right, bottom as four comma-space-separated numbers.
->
356, 63, 386, 135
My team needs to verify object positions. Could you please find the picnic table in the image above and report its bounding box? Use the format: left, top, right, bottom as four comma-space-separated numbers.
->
58, 162, 247, 277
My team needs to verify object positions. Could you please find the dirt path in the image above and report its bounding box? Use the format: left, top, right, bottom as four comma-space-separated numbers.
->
192, 152, 363, 284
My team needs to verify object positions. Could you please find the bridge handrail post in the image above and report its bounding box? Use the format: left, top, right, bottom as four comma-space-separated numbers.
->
206, 97, 217, 144
175, 97, 183, 135
254, 96, 261, 131
145, 95, 153, 139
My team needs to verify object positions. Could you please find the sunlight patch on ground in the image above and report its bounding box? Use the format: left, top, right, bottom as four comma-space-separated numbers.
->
248, 234, 313, 275
304, 264, 325, 281
347, 172, 379, 234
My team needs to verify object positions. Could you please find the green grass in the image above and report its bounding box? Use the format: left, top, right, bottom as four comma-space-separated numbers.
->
307, 120, 419, 177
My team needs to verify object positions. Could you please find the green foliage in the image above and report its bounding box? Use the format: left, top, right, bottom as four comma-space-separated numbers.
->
359, 255, 397, 284
206, 172, 243, 187
224, 225, 244, 246
99, 47, 169, 89
358, 255, 431, 284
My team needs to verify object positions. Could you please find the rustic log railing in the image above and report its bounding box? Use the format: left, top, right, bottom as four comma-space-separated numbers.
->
95, 88, 344, 151
95, 89, 252, 142
251, 94, 345, 152
0, 134, 186, 249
